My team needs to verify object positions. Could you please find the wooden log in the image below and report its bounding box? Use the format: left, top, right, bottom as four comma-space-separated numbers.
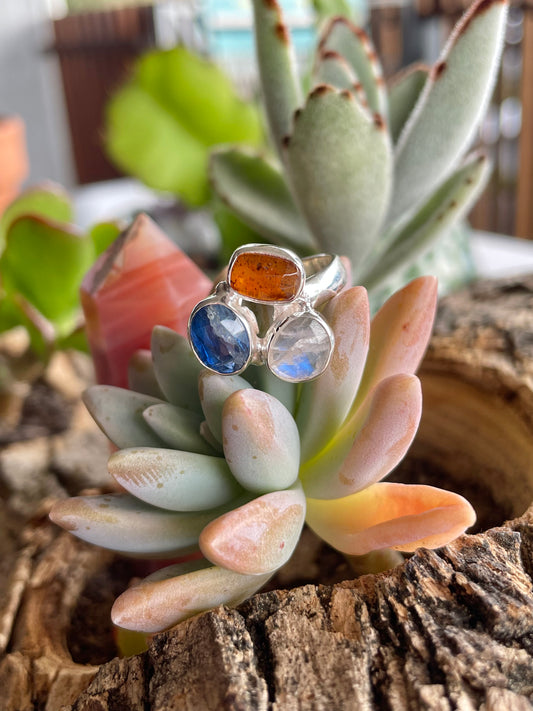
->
1, 275, 533, 709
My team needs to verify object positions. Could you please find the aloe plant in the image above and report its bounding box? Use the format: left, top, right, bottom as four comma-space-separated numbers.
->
50, 263, 475, 633
210, 0, 508, 300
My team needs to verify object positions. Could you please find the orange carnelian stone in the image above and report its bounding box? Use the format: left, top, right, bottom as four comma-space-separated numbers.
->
229, 252, 302, 301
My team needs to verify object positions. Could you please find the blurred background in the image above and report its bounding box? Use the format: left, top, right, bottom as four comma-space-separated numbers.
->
1, 0, 531, 239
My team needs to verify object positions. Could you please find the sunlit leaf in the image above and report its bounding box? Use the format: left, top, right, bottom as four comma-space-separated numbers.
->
106, 47, 263, 206
200, 483, 306, 574
108, 446, 241, 511
306, 482, 476, 555
111, 559, 271, 633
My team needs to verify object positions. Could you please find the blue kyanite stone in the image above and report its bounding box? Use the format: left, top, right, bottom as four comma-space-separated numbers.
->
190, 303, 251, 374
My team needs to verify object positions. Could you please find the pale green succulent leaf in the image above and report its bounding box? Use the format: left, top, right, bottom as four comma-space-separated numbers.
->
49, 493, 220, 558
297, 287, 370, 461
390, 0, 508, 222
284, 87, 392, 273
108, 447, 241, 511
314, 49, 358, 93
151, 325, 203, 413
127, 349, 165, 399
111, 561, 272, 633
251, 0, 302, 157
387, 64, 429, 143
199, 370, 253, 443
143, 403, 216, 455
243, 364, 297, 413
83, 385, 166, 448
222, 389, 300, 493
363, 152, 490, 290
200, 482, 306, 575
301, 374, 422, 498
319, 17, 387, 119
209, 147, 315, 253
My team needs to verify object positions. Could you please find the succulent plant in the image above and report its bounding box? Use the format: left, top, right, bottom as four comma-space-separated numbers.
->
0, 183, 120, 357
210, 0, 508, 301
50, 270, 475, 634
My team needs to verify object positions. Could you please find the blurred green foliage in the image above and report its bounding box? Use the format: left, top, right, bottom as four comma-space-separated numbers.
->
105, 46, 265, 207
0, 185, 120, 357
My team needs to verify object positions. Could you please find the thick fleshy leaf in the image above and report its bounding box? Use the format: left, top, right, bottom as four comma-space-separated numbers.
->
390, 0, 508, 221
128, 349, 165, 399
300, 278, 436, 485
1, 216, 94, 336
222, 389, 300, 493
302, 374, 422, 499
111, 559, 271, 633
49, 493, 220, 557
306, 482, 476, 556
89, 220, 123, 257
83, 385, 165, 448
387, 63, 429, 143
356, 276, 437, 405
318, 17, 387, 118
209, 147, 315, 252
284, 86, 392, 271
242, 365, 297, 414
81, 214, 212, 388
363, 153, 490, 290
200, 483, 306, 575
0, 182, 72, 249
312, 0, 354, 22
143, 403, 215, 455
199, 371, 253, 443
314, 49, 361, 97
105, 46, 263, 206
151, 325, 204, 412
297, 287, 370, 461
108, 447, 240, 511
251, 0, 302, 157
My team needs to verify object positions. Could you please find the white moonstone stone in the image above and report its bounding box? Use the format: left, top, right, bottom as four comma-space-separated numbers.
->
267, 313, 333, 383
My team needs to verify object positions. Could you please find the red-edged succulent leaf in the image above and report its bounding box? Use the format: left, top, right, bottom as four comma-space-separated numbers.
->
306, 482, 476, 556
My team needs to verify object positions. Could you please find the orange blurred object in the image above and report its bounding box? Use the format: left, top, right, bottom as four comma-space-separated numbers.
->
0, 116, 29, 214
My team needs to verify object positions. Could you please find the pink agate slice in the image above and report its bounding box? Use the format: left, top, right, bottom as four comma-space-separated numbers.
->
81, 214, 212, 387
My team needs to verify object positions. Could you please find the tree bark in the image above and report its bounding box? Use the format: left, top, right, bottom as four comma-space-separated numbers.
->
1, 275, 533, 710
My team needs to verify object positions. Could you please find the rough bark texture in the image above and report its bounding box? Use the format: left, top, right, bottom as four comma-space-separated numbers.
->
1, 275, 533, 710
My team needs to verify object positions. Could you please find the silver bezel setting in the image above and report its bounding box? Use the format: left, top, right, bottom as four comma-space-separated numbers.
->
187, 244, 347, 382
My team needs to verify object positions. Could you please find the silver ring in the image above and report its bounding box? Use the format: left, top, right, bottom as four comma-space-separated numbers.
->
187, 244, 347, 383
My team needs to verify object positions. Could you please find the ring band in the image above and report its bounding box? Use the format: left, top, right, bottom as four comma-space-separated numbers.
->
188, 244, 347, 383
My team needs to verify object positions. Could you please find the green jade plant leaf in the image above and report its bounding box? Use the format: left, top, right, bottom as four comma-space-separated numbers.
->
105, 46, 264, 207
209, 0, 508, 300
50, 274, 476, 634
0, 183, 120, 354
